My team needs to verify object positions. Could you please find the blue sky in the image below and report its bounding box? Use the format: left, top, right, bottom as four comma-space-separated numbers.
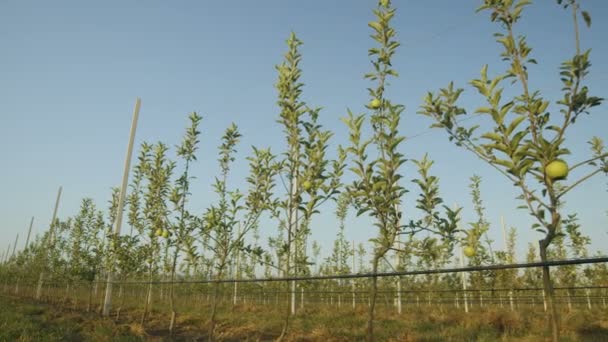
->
1, 0, 607, 263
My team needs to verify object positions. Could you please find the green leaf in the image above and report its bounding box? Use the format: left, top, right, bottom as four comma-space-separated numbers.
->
476, 107, 494, 115
368, 21, 383, 33
484, 143, 508, 154
506, 115, 527, 136
480, 64, 488, 81
510, 131, 528, 151
493, 158, 514, 169
581, 11, 591, 27
481, 132, 502, 142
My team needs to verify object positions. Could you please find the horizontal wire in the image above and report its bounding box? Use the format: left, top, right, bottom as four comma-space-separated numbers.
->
13, 256, 606, 286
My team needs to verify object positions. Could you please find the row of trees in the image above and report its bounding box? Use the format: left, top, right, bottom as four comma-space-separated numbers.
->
1, 168, 606, 334
2, 194, 605, 297
1, 0, 607, 341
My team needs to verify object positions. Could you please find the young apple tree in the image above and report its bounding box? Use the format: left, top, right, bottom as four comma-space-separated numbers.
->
418, 1, 606, 339
139, 142, 175, 325
164, 112, 202, 334
271, 32, 344, 341
403, 155, 461, 309
342, 1, 406, 339
465, 175, 496, 291
343, 1, 463, 335
200, 124, 276, 340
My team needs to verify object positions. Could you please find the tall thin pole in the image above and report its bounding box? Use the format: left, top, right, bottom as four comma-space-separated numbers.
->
289, 173, 298, 315
11, 234, 19, 257
454, 203, 468, 313
501, 215, 508, 251
460, 247, 469, 313
102, 97, 141, 316
501, 215, 514, 311
15, 218, 33, 295
233, 224, 241, 306
395, 236, 402, 314
25, 217, 34, 250
36, 186, 63, 300
3, 244, 10, 263
352, 240, 356, 309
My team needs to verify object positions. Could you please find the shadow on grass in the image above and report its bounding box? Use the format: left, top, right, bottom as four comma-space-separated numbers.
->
577, 324, 608, 341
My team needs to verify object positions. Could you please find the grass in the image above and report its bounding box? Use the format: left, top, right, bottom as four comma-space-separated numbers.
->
0, 295, 142, 341
2, 292, 608, 341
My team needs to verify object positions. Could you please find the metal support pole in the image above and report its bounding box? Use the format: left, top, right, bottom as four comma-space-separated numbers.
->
36, 186, 62, 300
102, 98, 141, 316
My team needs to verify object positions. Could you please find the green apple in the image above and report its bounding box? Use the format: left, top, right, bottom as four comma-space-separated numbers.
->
369, 98, 381, 109
302, 180, 312, 191
464, 246, 476, 258
545, 160, 568, 180
155, 228, 163, 237
162, 230, 170, 239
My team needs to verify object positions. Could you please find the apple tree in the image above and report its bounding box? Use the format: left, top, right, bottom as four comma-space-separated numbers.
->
271, 32, 344, 341
418, 0, 606, 339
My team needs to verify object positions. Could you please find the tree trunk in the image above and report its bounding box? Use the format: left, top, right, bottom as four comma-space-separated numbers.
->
396, 277, 402, 314
73, 283, 79, 311
87, 281, 94, 312
352, 282, 356, 309
116, 284, 124, 320
97, 278, 107, 314
35, 272, 45, 300
277, 277, 291, 341
209, 264, 226, 342
141, 263, 154, 326
366, 254, 381, 342
278, 179, 298, 342
169, 247, 180, 335
539, 240, 559, 342
14, 277, 20, 295
233, 279, 238, 309
63, 283, 70, 305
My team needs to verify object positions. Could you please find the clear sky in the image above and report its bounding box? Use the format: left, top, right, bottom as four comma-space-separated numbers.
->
1, 1, 607, 263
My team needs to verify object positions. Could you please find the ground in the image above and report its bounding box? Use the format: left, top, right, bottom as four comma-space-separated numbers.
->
1, 294, 608, 341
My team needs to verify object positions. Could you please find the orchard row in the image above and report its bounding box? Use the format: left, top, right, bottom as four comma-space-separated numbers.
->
2, 1, 607, 341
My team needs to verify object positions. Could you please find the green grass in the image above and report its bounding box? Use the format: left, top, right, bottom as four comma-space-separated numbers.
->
0, 295, 142, 341
2, 293, 608, 341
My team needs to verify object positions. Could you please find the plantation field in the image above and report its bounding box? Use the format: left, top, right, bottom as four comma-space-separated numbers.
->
2, 293, 608, 341
2, 0, 608, 341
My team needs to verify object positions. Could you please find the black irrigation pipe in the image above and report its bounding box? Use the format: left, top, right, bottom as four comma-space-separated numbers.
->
171, 286, 608, 295
230, 285, 608, 295
15, 283, 608, 296
25, 256, 605, 285
14, 281, 608, 293
18, 286, 608, 299
116, 256, 608, 284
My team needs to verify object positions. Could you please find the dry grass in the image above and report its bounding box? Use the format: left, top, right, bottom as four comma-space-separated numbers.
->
2, 293, 608, 341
